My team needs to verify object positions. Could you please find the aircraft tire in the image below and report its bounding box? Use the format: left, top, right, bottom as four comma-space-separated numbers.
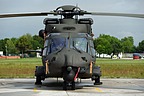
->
94, 76, 102, 85
35, 76, 42, 85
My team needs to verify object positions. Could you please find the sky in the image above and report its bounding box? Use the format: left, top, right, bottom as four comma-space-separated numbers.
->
0, 0, 144, 46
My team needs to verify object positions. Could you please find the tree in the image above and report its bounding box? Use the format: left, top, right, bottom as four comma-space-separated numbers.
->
94, 34, 123, 58
110, 36, 123, 55
121, 36, 134, 53
137, 40, 144, 53
16, 34, 32, 55
0, 39, 8, 55
6, 39, 17, 55
32, 35, 44, 49
0, 39, 4, 51
94, 37, 112, 56
11, 37, 18, 45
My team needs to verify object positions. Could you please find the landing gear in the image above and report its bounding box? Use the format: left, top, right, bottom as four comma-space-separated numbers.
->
63, 81, 76, 90
92, 66, 102, 85
35, 76, 42, 85
92, 76, 102, 85
62, 66, 79, 90
35, 66, 45, 85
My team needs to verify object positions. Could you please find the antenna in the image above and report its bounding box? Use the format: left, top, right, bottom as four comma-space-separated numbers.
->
75, 4, 79, 22
76, 3, 78, 7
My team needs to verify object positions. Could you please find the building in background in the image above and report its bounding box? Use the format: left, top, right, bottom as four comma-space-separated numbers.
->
0, 51, 3, 56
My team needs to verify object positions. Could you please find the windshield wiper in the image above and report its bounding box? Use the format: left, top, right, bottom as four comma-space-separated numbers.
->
73, 41, 81, 53
56, 46, 65, 54
56, 40, 66, 54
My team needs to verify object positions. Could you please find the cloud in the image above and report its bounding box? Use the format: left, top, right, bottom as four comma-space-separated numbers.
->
0, 0, 144, 46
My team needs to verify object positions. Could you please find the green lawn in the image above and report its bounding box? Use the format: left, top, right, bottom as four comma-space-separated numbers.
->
0, 58, 144, 78
0, 58, 42, 78
96, 58, 144, 78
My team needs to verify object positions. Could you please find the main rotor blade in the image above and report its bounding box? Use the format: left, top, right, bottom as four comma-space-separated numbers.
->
0, 12, 55, 18
1, 11, 144, 19
86, 12, 144, 18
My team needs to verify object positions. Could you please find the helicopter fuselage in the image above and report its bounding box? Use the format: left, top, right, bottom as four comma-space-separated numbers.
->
35, 5, 102, 90
35, 18, 101, 86
42, 18, 96, 78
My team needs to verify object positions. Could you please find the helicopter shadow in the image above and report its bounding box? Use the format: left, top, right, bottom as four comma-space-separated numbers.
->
34, 79, 97, 91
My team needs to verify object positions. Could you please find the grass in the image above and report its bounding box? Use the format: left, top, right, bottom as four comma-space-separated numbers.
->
0, 58, 144, 78
0, 58, 41, 78
96, 58, 144, 78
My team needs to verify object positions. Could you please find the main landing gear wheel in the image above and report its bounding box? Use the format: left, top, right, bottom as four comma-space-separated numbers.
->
94, 76, 103, 85
63, 81, 76, 90
35, 76, 42, 85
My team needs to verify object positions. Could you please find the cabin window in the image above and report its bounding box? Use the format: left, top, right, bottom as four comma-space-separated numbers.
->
91, 48, 96, 57
42, 47, 47, 56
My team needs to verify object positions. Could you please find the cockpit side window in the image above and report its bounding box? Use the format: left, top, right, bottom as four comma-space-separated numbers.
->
89, 40, 96, 57
42, 39, 49, 56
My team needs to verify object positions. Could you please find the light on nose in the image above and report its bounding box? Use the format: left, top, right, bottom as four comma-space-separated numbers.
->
67, 66, 72, 71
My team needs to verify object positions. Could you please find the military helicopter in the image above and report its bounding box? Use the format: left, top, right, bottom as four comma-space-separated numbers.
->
0, 5, 144, 90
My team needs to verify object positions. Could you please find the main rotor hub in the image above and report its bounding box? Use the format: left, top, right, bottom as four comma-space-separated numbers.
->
54, 5, 85, 18
56, 5, 81, 11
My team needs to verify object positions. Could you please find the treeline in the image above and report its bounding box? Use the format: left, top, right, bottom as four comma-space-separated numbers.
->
0, 34, 43, 56
0, 33, 144, 56
94, 34, 144, 55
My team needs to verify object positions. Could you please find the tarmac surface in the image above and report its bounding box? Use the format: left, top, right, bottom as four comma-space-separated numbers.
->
0, 78, 144, 96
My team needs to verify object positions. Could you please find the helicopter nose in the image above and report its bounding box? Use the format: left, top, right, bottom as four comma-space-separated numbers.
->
48, 48, 83, 66
64, 54, 72, 66
55, 48, 89, 67
46, 48, 90, 74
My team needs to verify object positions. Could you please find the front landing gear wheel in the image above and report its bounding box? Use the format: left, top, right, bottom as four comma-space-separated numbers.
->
63, 81, 76, 90
35, 76, 42, 85
94, 76, 103, 85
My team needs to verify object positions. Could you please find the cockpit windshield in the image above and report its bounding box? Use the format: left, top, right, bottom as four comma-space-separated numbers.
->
50, 37, 88, 53
51, 38, 68, 52
43, 33, 95, 56
71, 38, 87, 52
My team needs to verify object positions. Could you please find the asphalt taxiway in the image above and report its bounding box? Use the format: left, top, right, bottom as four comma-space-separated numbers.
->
0, 78, 144, 96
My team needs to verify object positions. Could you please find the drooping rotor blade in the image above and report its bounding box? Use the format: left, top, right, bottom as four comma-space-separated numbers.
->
0, 12, 55, 18
85, 12, 144, 18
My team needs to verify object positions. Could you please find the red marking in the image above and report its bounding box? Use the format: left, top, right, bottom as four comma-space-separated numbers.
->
74, 67, 80, 81
0, 56, 20, 59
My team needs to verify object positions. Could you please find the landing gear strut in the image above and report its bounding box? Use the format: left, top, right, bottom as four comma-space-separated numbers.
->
92, 66, 102, 85
62, 67, 80, 90
35, 66, 45, 85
